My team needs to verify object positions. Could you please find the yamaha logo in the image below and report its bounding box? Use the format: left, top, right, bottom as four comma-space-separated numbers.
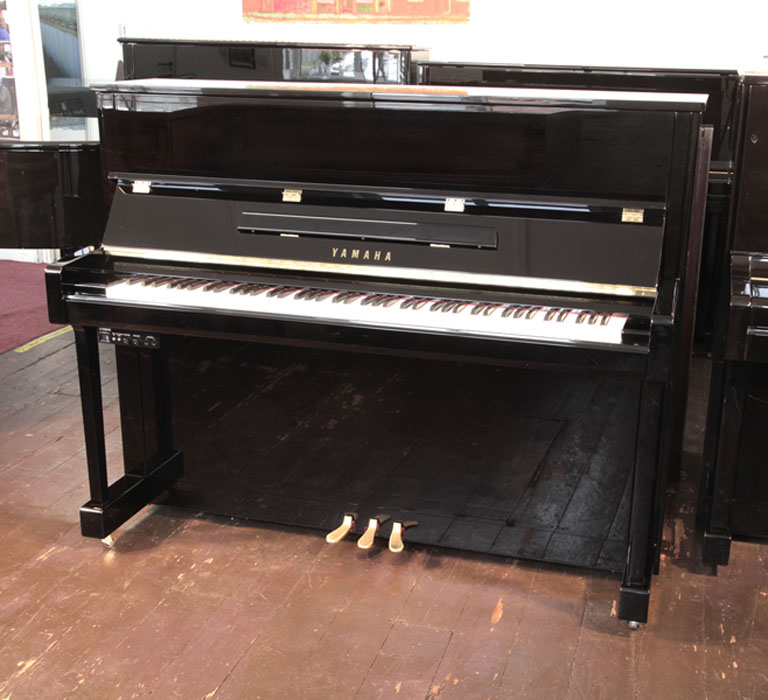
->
332, 247, 392, 263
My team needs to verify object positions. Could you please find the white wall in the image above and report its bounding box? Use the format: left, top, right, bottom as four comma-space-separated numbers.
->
76, 0, 768, 85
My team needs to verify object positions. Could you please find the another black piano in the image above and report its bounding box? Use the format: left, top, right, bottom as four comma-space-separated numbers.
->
0, 141, 105, 251
120, 37, 427, 84
699, 73, 768, 566
46, 79, 710, 625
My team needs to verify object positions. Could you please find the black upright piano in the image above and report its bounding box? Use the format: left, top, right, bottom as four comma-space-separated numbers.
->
120, 37, 426, 84
46, 78, 710, 624
0, 141, 105, 251
699, 73, 768, 565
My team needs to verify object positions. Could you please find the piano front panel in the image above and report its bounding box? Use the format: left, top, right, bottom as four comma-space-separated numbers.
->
98, 97, 676, 201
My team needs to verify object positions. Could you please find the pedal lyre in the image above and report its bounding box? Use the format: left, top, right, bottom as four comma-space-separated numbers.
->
326, 512, 357, 544
357, 514, 391, 550
388, 520, 418, 553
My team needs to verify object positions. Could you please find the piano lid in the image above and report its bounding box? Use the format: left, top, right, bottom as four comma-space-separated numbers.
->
92, 78, 708, 112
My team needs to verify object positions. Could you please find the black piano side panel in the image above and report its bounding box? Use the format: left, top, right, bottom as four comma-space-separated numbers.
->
732, 82, 768, 254
155, 336, 638, 573
99, 102, 675, 202
730, 364, 768, 539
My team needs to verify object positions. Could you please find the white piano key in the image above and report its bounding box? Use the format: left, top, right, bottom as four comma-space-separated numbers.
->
105, 277, 628, 345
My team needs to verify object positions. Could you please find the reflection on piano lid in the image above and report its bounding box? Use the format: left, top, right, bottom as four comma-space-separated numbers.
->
119, 37, 428, 85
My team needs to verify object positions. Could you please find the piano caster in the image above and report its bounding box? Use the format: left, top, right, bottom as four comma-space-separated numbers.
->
628, 620, 641, 631
326, 512, 357, 544
357, 514, 391, 550
388, 520, 418, 553
101, 535, 116, 548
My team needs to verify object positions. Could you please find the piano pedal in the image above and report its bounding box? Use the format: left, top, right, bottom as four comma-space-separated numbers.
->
357, 514, 391, 550
326, 512, 358, 544
388, 520, 418, 553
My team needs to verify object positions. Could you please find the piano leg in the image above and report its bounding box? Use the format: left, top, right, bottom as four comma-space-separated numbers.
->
74, 327, 184, 539
618, 380, 664, 625
701, 361, 750, 567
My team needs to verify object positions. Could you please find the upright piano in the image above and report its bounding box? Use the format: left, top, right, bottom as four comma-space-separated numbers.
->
0, 141, 105, 251
699, 73, 768, 565
45, 79, 710, 624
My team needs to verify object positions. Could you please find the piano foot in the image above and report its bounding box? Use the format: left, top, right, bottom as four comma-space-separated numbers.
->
628, 620, 641, 631
388, 520, 418, 553
357, 514, 390, 550
101, 535, 115, 548
702, 531, 732, 567
326, 512, 357, 544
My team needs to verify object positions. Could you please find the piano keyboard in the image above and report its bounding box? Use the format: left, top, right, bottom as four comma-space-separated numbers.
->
104, 275, 629, 345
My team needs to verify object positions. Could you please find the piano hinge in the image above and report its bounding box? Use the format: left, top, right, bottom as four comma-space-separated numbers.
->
131, 180, 152, 194
622, 208, 644, 224
282, 188, 303, 203
444, 197, 465, 213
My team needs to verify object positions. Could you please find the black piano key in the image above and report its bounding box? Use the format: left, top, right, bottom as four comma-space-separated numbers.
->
557, 310, 570, 322
213, 283, 238, 293
430, 301, 447, 312
313, 290, 337, 301
184, 279, 209, 290
277, 287, 301, 298
576, 311, 589, 324
453, 303, 470, 313
501, 306, 517, 318
294, 288, 315, 300
471, 304, 486, 316
333, 292, 352, 304
382, 296, 403, 308
361, 295, 380, 306
513, 307, 528, 319
246, 285, 271, 296
440, 302, 457, 313
127, 275, 154, 286
412, 299, 432, 310
600, 314, 612, 326
588, 313, 600, 325
525, 308, 539, 320
343, 293, 366, 304
484, 305, 499, 316
544, 309, 557, 322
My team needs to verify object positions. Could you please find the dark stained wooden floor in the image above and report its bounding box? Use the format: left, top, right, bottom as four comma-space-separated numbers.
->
1, 329, 768, 700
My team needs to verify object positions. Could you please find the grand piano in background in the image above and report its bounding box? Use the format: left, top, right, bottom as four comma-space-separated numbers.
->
699, 73, 768, 566
45, 79, 710, 625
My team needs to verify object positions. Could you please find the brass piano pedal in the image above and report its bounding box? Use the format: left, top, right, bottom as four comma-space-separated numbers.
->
357, 514, 391, 550
388, 520, 418, 553
326, 512, 357, 544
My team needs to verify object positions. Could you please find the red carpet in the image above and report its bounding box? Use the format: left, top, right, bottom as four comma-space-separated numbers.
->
0, 261, 64, 354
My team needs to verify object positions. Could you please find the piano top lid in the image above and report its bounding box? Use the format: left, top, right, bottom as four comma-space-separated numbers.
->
92, 78, 708, 112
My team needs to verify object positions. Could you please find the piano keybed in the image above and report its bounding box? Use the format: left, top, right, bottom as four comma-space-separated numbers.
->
103, 274, 629, 346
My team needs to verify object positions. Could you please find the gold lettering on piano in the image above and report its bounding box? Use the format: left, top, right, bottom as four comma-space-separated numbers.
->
332, 247, 392, 263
